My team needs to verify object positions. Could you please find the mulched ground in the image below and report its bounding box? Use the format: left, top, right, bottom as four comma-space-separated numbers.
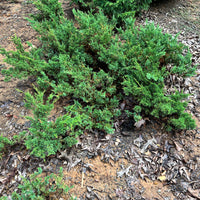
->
0, 0, 199, 199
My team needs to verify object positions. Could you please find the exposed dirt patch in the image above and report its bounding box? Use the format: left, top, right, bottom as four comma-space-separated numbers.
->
0, 0, 199, 199
63, 157, 130, 199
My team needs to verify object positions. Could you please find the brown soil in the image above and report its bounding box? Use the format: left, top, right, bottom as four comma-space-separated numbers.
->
0, 0, 199, 199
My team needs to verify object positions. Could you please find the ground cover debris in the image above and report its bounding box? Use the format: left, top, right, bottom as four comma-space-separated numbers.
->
0, 0, 199, 199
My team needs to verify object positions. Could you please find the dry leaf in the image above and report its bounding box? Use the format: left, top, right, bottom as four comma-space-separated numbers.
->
161, 171, 166, 176
120, 101, 126, 110
141, 138, 157, 153
158, 175, 166, 182
117, 165, 132, 177
134, 119, 145, 128
174, 141, 182, 151
145, 150, 151, 156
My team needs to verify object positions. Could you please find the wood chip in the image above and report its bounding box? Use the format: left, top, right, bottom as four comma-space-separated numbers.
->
188, 186, 200, 199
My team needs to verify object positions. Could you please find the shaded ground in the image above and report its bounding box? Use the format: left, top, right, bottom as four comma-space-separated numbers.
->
0, 0, 200, 199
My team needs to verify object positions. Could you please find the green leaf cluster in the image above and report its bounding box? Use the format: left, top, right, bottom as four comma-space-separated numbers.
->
22, 89, 90, 159
0, 167, 75, 200
0, 135, 13, 153
0, 0, 197, 158
71, 0, 153, 22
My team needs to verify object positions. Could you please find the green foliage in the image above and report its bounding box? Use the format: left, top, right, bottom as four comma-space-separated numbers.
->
0, 167, 74, 200
31, 0, 64, 22
0, 135, 13, 154
125, 106, 142, 122
0, 35, 47, 81
71, 0, 153, 22
22, 89, 90, 159
118, 19, 196, 130
0, 0, 197, 159
0, 197, 7, 200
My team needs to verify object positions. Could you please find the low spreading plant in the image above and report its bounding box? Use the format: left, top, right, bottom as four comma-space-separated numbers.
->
0, 167, 75, 200
0, 7, 120, 134
112, 18, 196, 130
71, 0, 153, 22
21, 88, 90, 159
0, 0, 197, 158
